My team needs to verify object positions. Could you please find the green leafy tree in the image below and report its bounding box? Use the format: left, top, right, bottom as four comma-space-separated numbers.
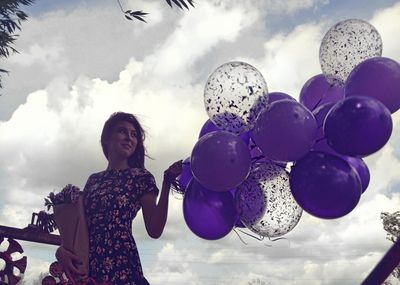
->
0, 0, 35, 89
382, 211, 400, 285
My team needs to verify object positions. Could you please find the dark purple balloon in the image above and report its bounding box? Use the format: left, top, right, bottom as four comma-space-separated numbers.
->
191, 131, 251, 191
313, 102, 336, 140
183, 179, 236, 240
199, 119, 250, 144
229, 188, 246, 228
178, 157, 192, 190
345, 57, 400, 114
300, 74, 344, 111
252, 100, 317, 162
324, 96, 393, 157
199, 119, 220, 138
268, 92, 296, 104
312, 139, 340, 156
342, 156, 370, 193
290, 152, 362, 219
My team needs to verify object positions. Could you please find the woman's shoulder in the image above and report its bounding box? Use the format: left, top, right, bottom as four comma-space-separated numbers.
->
127, 167, 154, 178
87, 171, 105, 180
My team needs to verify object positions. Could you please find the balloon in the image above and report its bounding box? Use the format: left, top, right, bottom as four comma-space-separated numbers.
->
204, 61, 269, 134
177, 157, 192, 191
324, 96, 393, 157
345, 57, 400, 114
290, 152, 362, 219
252, 100, 317, 162
319, 19, 382, 85
268, 92, 296, 104
199, 119, 251, 144
237, 163, 302, 237
312, 102, 336, 141
191, 131, 251, 191
199, 119, 220, 138
183, 179, 236, 240
299, 74, 344, 110
341, 156, 370, 193
229, 189, 246, 228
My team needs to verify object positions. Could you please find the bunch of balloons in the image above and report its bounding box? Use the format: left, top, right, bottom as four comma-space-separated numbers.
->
179, 19, 399, 241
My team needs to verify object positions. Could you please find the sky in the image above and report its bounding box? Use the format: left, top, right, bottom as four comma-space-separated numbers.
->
0, 0, 400, 284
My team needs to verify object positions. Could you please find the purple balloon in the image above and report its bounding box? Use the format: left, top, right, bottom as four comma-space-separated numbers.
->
313, 102, 336, 141
199, 119, 220, 138
252, 100, 317, 162
268, 92, 296, 104
324, 96, 393, 157
199, 119, 250, 144
178, 157, 192, 191
300, 74, 345, 111
191, 131, 251, 191
183, 179, 236, 240
345, 57, 400, 114
342, 156, 370, 193
290, 152, 362, 219
312, 139, 340, 156
229, 188, 246, 228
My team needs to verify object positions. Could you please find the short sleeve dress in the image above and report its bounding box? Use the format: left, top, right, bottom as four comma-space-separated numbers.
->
83, 167, 159, 285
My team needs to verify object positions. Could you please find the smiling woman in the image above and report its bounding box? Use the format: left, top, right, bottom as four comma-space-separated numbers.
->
55, 112, 183, 285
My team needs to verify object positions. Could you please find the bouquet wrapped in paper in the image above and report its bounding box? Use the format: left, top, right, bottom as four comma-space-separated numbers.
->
45, 184, 89, 280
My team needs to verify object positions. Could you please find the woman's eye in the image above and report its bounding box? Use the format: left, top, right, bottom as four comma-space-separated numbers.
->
118, 128, 128, 135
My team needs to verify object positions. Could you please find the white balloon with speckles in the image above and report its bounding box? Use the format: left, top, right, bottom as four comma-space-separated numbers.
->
237, 162, 302, 238
319, 19, 382, 85
204, 61, 268, 134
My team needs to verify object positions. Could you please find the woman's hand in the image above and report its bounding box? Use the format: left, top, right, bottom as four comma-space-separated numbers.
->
55, 246, 85, 285
163, 160, 183, 184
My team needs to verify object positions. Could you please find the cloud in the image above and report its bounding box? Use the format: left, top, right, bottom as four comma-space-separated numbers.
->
371, 1, 400, 60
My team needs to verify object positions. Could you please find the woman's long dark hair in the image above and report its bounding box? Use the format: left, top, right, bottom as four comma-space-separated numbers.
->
100, 112, 146, 168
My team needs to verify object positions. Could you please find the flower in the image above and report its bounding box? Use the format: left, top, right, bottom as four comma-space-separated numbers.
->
44, 184, 81, 211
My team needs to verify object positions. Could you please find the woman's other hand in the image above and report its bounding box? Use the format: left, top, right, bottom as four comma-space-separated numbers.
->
55, 246, 85, 285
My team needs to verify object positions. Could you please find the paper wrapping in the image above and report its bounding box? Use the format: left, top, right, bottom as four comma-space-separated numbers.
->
54, 192, 89, 279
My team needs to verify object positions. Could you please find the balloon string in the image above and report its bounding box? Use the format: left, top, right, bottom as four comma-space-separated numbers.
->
233, 228, 248, 245
234, 228, 291, 247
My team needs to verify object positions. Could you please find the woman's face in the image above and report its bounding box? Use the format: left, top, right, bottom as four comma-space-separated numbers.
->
106, 121, 138, 161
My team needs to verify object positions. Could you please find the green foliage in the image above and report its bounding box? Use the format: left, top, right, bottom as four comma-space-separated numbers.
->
0, 0, 35, 89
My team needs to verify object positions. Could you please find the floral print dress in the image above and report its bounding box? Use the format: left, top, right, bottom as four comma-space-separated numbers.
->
83, 168, 159, 285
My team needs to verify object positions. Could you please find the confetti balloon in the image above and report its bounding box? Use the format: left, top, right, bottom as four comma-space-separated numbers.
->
204, 61, 269, 134
236, 163, 302, 238
319, 19, 382, 85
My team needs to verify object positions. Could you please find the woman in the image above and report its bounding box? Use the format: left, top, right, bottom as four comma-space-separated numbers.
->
56, 112, 182, 284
